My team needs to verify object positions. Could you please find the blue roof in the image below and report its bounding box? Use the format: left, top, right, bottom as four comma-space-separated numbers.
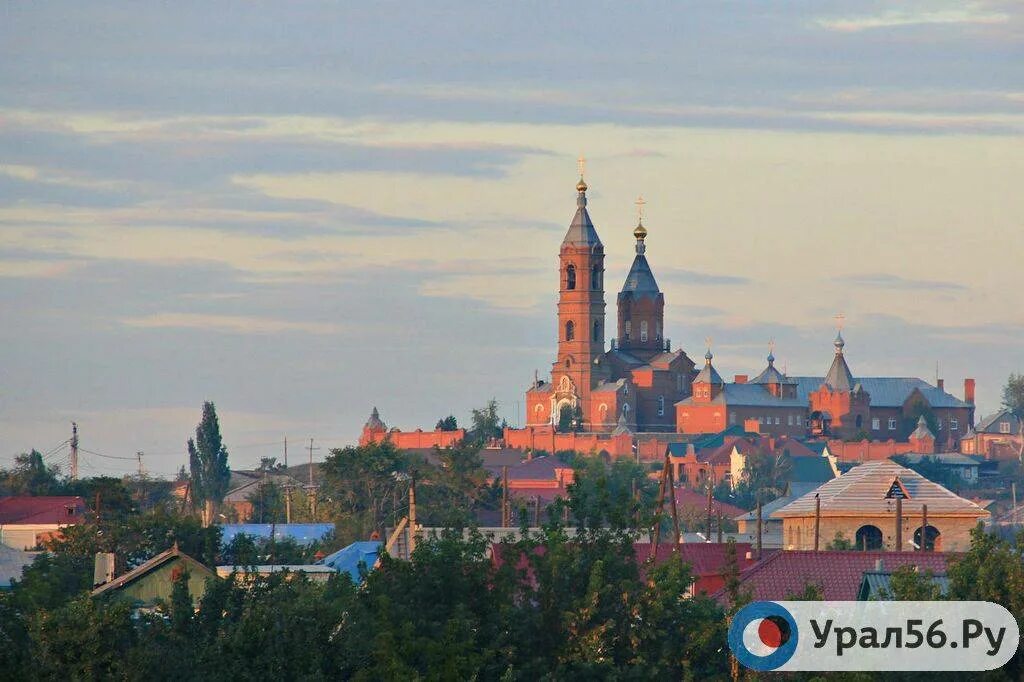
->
682, 376, 969, 409
317, 541, 382, 583
219, 523, 334, 546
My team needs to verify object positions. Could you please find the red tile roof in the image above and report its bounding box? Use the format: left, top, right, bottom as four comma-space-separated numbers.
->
0, 496, 87, 525
671, 487, 749, 518
634, 542, 763, 577
725, 550, 953, 601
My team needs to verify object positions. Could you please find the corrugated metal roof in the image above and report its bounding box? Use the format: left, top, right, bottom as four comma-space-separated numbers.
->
317, 541, 382, 582
219, 523, 335, 546
0, 496, 87, 525
859, 571, 949, 600
772, 460, 989, 518
976, 410, 1019, 433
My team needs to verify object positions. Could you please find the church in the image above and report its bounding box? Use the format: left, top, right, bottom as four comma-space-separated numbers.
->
521, 173, 975, 450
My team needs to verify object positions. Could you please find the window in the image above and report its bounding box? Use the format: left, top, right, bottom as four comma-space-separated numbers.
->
592, 320, 601, 342
758, 416, 764, 424
622, 403, 630, 414
872, 418, 880, 430
565, 320, 575, 341
591, 265, 601, 290
566, 264, 576, 290
774, 416, 781, 425
936, 418, 942, 430
1001, 421, 1011, 434
624, 320, 631, 341
657, 395, 665, 416
951, 418, 959, 432
729, 413, 737, 425
888, 418, 897, 430
656, 322, 662, 341
796, 415, 802, 426
787, 415, 794, 426
640, 320, 648, 342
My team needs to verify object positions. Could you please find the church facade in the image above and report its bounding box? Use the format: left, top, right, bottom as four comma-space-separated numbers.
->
520, 174, 975, 450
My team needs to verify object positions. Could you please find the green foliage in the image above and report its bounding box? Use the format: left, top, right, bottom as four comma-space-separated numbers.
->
0, 450, 62, 496
826, 531, 854, 551
468, 398, 505, 445
1003, 373, 1024, 418
883, 565, 944, 600
187, 401, 231, 508
435, 415, 459, 431
729, 451, 792, 509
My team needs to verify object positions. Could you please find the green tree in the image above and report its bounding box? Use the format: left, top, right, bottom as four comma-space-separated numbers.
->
468, 398, 504, 445
556, 404, 574, 433
187, 401, 230, 527
435, 415, 458, 431
0, 450, 62, 496
826, 531, 854, 550
320, 440, 409, 542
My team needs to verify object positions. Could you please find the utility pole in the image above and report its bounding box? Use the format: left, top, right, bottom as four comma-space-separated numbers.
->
70, 422, 79, 480
307, 438, 320, 519
285, 485, 292, 524
284, 436, 288, 468
136, 451, 144, 478
307, 438, 319, 486
408, 475, 417, 557
501, 466, 510, 527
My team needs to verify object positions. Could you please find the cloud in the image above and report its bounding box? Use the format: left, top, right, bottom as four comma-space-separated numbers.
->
815, 7, 1010, 33
120, 312, 346, 335
835, 273, 967, 292
661, 268, 750, 286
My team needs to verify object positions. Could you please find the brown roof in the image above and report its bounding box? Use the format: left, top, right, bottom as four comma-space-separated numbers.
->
0, 496, 87, 525
723, 550, 952, 601
773, 460, 989, 518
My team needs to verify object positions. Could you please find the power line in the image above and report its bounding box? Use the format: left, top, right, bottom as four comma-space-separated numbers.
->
80, 447, 137, 461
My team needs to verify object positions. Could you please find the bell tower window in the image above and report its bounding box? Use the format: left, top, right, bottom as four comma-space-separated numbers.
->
566, 264, 576, 290
592, 320, 601, 342
640, 320, 648, 342
565, 320, 575, 341
624, 320, 631, 341
591, 265, 601, 290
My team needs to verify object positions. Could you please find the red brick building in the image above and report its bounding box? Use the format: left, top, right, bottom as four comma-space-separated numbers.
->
523, 176, 695, 434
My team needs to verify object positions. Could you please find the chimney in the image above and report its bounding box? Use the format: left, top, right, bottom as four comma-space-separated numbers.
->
93, 552, 116, 587
937, 378, 944, 392
964, 378, 976, 404
734, 374, 748, 384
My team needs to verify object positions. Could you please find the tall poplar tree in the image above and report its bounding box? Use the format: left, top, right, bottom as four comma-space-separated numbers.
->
187, 401, 230, 527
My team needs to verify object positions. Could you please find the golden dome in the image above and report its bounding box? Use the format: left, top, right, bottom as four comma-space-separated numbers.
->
633, 221, 647, 240
576, 177, 588, 192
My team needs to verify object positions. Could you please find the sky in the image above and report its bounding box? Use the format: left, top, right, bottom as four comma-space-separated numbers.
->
1, 1, 1022, 477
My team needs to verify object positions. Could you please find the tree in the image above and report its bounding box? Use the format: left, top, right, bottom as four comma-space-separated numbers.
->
320, 440, 409, 542
188, 402, 230, 527
435, 415, 458, 431
826, 531, 854, 551
468, 399, 504, 445
256, 457, 284, 473
0, 450, 62, 496
1003, 373, 1024, 461
557, 404, 574, 433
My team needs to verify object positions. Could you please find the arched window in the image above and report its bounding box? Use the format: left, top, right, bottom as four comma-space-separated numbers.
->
657, 395, 665, 416
855, 525, 884, 551
656, 322, 662, 341
855, 414, 863, 428
565, 320, 575, 341
640, 320, 648, 342
591, 265, 601, 290
622, 403, 630, 415
565, 264, 576, 290
624, 320, 631, 341
592, 320, 601, 342
913, 525, 941, 551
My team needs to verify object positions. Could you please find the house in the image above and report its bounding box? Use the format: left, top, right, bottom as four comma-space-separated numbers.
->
316, 540, 383, 583
772, 460, 989, 551
728, 437, 838, 491
722, 550, 951, 602
0, 496, 87, 550
91, 544, 216, 608
222, 470, 307, 521
960, 409, 1022, 460
898, 452, 982, 483
218, 523, 335, 547
733, 481, 822, 536
857, 559, 949, 600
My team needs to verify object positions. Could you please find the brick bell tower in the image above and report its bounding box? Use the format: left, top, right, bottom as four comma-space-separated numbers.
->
550, 167, 608, 430
616, 197, 665, 360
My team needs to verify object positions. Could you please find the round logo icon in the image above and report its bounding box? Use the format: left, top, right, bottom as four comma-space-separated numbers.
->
728, 601, 799, 671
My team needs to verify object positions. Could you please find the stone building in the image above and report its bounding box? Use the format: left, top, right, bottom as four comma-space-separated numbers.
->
772, 460, 988, 552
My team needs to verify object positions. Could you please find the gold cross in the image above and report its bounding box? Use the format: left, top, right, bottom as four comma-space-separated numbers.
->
705, 336, 713, 350
577, 155, 586, 179
635, 194, 646, 221
834, 312, 845, 331
768, 338, 775, 353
